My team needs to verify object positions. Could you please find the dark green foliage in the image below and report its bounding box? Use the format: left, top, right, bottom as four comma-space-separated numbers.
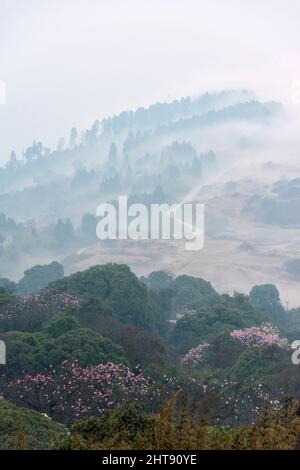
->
74, 298, 166, 368
61, 394, 300, 450
116, 324, 166, 367
146, 270, 173, 291
249, 284, 285, 322
43, 313, 80, 338
171, 274, 218, 312
73, 297, 125, 347
17, 261, 64, 295
65, 403, 151, 448
75, 297, 117, 332
50, 263, 161, 330
142, 271, 218, 320
231, 346, 289, 381
0, 261, 299, 449
0, 287, 17, 308
170, 294, 261, 355
2, 321, 127, 378
283, 308, 300, 337
0, 400, 66, 450
206, 331, 244, 369
149, 288, 173, 333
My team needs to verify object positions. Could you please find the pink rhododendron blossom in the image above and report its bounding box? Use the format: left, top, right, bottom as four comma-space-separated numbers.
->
0, 289, 80, 323
230, 323, 289, 350
4, 360, 149, 421
181, 343, 210, 368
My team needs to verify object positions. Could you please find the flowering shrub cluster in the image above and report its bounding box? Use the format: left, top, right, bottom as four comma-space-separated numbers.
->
230, 323, 289, 350
215, 377, 284, 425
0, 289, 80, 323
20, 289, 80, 310
3, 360, 149, 422
180, 343, 210, 368
150, 373, 281, 426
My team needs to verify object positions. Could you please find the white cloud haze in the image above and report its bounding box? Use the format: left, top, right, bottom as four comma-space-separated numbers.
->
0, 0, 300, 162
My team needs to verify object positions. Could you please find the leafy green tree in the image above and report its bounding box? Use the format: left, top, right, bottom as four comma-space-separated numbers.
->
0, 400, 66, 450
249, 284, 285, 322
17, 261, 64, 295
75, 297, 121, 338
50, 264, 161, 330
0, 287, 17, 308
43, 313, 80, 338
171, 275, 218, 312
231, 346, 288, 381
170, 295, 262, 355
3, 322, 127, 378
65, 403, 151, 448
146, 271, 173, 291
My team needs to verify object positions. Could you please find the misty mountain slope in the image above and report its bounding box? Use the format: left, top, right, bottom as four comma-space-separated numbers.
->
0, 91, 280, 196
1, 89, 300, 309
0, 97, 284, 223
101, 89, 256, 135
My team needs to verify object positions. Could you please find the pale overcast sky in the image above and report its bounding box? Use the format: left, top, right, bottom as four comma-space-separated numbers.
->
0, 0, 300, 163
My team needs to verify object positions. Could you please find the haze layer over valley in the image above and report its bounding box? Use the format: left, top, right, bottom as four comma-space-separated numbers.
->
1, 89, 300, 306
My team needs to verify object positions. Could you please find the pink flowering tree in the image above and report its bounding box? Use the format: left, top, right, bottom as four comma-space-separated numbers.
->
180, 343, 210, 368
230, 323, 289, 350
3, 360, 149, 423
0, 289, 80, 332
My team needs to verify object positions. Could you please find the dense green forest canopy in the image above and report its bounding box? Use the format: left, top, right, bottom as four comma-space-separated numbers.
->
0, 262, 299, 449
